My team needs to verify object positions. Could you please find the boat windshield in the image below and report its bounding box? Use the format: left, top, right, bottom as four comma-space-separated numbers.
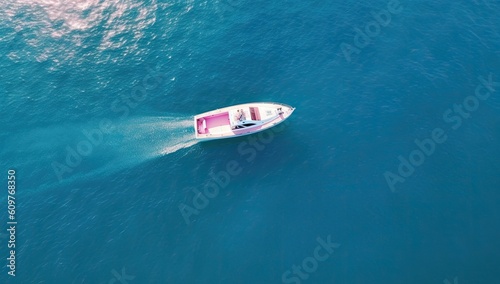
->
234, 123, 256, 129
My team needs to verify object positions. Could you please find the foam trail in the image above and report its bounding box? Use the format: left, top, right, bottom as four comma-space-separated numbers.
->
0, 115, 199, 195
107, 116, 196, 160
66, 115, 199, 182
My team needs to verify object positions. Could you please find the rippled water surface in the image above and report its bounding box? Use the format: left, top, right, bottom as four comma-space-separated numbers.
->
0, 0, 499, 283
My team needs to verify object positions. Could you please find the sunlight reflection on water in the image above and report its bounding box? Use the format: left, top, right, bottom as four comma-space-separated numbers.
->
1, 0, 162, 65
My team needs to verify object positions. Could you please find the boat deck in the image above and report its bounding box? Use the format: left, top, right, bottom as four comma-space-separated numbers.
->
194, 102, 295, 141
197, 112, 231, 135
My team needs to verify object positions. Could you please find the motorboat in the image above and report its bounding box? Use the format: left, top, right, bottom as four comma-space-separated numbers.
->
194, 102, 295, 141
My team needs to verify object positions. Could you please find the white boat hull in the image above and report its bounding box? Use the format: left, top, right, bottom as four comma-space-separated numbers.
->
193, 102, 295, 141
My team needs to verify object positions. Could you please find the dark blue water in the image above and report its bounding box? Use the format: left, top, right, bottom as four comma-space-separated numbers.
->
1, 0, 499, 283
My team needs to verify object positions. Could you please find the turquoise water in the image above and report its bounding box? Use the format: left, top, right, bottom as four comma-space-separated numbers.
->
1, 0, 499, 283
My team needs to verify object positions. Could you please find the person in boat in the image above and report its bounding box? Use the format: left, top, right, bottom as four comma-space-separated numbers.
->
237, 109, 245, 121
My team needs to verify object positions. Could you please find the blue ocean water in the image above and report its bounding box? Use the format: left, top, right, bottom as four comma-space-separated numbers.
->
1, 0, 499, 283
